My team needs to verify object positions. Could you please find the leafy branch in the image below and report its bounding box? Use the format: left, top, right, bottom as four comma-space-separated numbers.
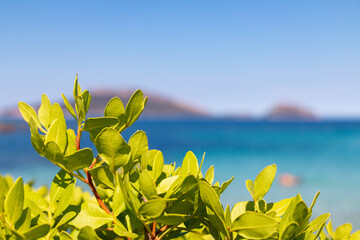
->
0, 75, 357, 239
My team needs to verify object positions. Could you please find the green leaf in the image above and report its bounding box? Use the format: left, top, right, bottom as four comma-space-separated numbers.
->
205, 165, 214, 185
313, 222, 327, 240
105, 97, 125, 118
48, 102, 67, 151
279, 195, 309, 239
0, 228, 5, 239
127, 184, 141, 213
350, 231, 360, 240
139, 170, 157, 199
56, 211, 77, 228
254, 164, 277, 201
63, 148, 94, 172
38, 94, 52, 129
62, 93, 77, 120
94, 128, 131, 172
50, 170, 76, 214
138, 199, 166, 218
168, 199, 194, 215
225, 204, 231, 227
29, 118, 45, 155
75, 96, 86, 122
334, 223, 352, 240
5, 177, 24, 226
281, 221, 299, 240
113, 225, 138, 239
65, 129, 77, 156
147, 149, 159, 167
82, 90, 91, 114
231, 212, 278, 239
151, 150, 164, 181
292, 201, 308, 225
197, 152, 205, 178
181, 151, 199, 177
163, 175, 183, 199
23, 224, 50, 240
279, 196, 297, 238
18, 101, 42, 129
170, 175, 197, 199
53, 179, 76, 218
267, 197, 293, 217
116, 173, 136, 212
246, 179, 255, 200
50, 102, 67, 127
44, 141, 65, 165
15, 207, 31, 232
231, 201, 255, 222
129, 130, 148, 161
174, 175, 198, 198
308, 213, 330, 233
24, 195, 48, 225
0, 175, 8, 213
8, 228, 25, 239
89, 166, 115, 190
163, 164, 175, 177
112, 185, 126, 217
83, 117, 119, 132
104, 97, 127, 132
73, 74, 82, 97
153, 213, 188, 225
207, 207, 229, 237
326, 219, 334, 239
309, 191, 320, 212
125, 89, 148, 126
45, 119, 67, 153
69, 202, 113, 229
59, 231, 73, 240
157, 176, 180, 195
198, 179, 225, 224
220, 176, 234, 194
78, 226, 101, 240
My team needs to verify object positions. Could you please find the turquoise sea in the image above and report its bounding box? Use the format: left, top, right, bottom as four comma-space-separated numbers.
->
1, 120, 360, 229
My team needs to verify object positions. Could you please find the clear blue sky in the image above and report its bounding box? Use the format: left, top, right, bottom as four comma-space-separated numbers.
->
1, 1, 360, 117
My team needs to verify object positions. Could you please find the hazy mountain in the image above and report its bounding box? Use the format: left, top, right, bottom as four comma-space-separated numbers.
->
265, 104, 316, 121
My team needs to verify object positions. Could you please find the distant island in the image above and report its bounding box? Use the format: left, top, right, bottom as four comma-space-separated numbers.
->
265, 104, 316, 121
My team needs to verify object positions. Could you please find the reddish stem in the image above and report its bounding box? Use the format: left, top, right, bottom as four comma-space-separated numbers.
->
76, 127, 82, 150
96, 227, 114, 231
75, 125, 111, 215
90, 155, 100, 169
86, 170, 112, 215
152, 223, 157, 236
156, 225, 169, 235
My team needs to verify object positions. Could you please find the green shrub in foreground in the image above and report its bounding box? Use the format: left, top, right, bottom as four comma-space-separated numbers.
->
0, 76, 359, 239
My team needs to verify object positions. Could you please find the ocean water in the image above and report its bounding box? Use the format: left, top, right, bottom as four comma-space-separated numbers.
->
1, 120, 360, 229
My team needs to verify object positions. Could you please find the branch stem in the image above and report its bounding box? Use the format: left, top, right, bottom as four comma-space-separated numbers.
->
76, 127, 82, 150
152, 223, 157, 237
75, 125, 111, 215
85, 170, 111, 215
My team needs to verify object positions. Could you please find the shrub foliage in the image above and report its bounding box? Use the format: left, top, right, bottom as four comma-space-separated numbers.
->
0, 76, 358, 239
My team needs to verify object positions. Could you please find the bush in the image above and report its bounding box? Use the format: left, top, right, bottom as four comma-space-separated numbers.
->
0, 76, 358, 239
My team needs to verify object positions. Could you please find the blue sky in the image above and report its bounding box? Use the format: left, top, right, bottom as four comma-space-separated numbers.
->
1, 1, 360, 117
